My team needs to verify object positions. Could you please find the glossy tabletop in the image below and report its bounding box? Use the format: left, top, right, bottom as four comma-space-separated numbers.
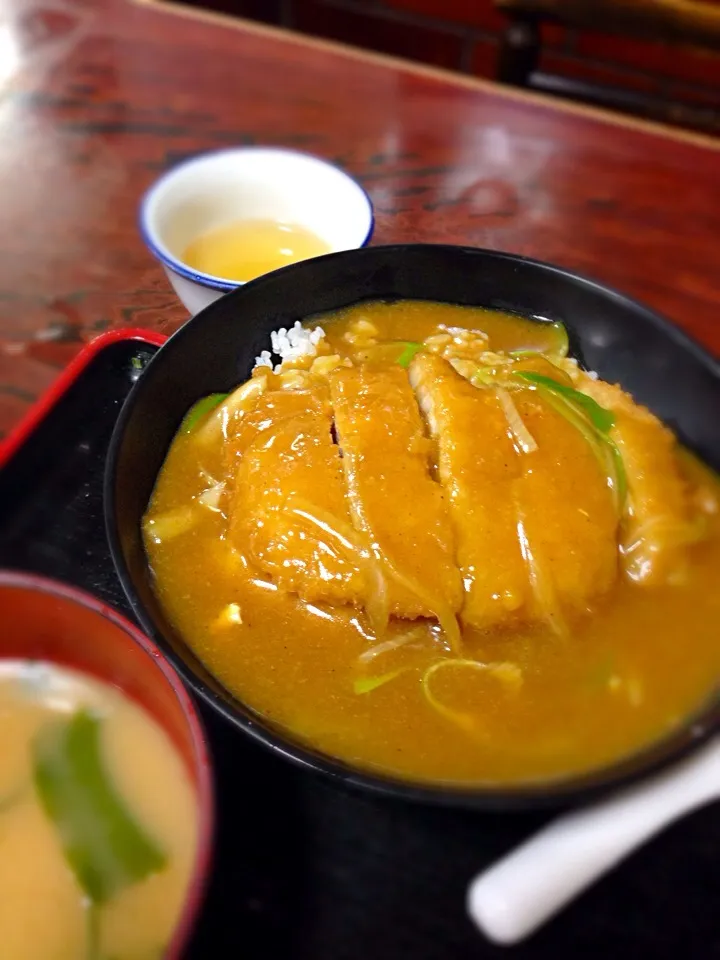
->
0, 0, 718, 438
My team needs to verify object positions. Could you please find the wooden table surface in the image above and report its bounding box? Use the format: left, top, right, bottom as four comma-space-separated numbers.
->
0, 0, 718, 437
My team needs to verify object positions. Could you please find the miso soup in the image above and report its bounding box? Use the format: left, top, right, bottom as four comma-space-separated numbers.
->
0, 660, 198, 959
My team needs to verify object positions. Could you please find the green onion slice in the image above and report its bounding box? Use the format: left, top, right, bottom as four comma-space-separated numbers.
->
181, 393, 229, 433
515, 372, 627, 509
353, 668, 410, 695
396, 342, 423, 368
32, 709, 166, 905
508, 321, 569, 359
514, 372, 615, 432
547, 320, 570, 358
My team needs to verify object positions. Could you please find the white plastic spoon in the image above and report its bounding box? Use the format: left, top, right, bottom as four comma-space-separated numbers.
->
467, 736, 720, 945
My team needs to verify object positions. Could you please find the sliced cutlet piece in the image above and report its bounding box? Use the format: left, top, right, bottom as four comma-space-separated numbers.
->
328, 365, 462, 640
569, 372, 700, 585
509, 388, 619, 627
409, 353, 530, 630
227, 380, 366, 605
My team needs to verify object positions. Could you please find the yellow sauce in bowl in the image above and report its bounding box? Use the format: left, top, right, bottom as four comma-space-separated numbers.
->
143, 301, 720, 788
182, 218, 331, 283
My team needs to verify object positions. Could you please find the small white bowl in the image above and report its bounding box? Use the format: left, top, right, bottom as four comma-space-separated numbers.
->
140, 147, 374, 315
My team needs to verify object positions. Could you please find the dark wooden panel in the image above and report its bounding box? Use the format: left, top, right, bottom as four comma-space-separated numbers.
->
498, 0, 720, 48
291, 0, 467, 68
576, 27, 720, 83
380, 0, 508, 32
175, 0, 284, 22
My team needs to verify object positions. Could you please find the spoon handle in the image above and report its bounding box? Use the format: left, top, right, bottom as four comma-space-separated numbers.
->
467, 738, 720, 945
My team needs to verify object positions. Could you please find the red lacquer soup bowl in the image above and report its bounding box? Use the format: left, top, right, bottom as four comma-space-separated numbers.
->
0, 569, 214, 958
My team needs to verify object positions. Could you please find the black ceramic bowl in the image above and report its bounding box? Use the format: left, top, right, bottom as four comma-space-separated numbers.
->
105, 244, 720, 809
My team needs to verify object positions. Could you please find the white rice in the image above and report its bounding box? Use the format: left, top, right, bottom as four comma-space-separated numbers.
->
562, 356, 599, 380
254, 321, 326, 373
252, 320, 598, 382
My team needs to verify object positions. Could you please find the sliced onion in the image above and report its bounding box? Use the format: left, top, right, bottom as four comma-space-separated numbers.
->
496, 387, 537, 454
379, 555, 461, 654
287, 497, 363, 555
514, 492, 568, 638
333, 425, 392, 636
422, 659, 522, 734
143, 506, 197, 544
196, 375, 267, 445
621, 514, 706, 584
286, 496, 388, 629
448, 357, 479, 381
198, 481, 226, 512
353, 667, 411, 695
357, 626, 427, 664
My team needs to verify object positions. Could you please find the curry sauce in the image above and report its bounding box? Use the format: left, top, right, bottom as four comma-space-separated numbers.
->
144, 302, 720, 785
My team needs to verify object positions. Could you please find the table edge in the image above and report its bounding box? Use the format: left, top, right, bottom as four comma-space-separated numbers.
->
132, 0, 720, 153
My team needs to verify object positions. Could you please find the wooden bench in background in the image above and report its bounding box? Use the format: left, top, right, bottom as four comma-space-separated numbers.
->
497, 0, 720, 130
167, 0, 720, 134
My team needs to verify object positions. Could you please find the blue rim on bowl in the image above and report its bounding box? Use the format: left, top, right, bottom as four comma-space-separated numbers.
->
138, 146, 375, 292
